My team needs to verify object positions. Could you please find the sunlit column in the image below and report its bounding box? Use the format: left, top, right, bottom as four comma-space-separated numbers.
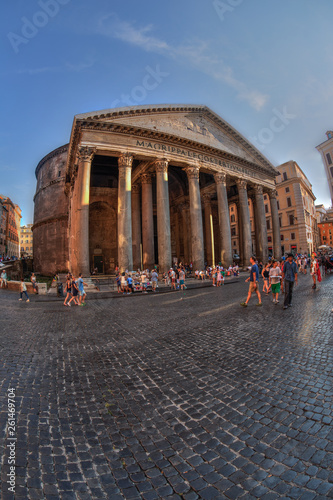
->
141, 173, 155, 270
185, 165, 204, 270
132, 184, 141, 270
214, 172, 232, 268
118, 154, 133, 272
202, 195, 213, 266
75, 146, 95, 276
155, 159, 171, 272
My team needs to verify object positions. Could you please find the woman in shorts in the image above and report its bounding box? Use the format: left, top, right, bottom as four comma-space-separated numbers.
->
64, 276, 72, 306
262, 263, 270, 294
69, 276, 79, 306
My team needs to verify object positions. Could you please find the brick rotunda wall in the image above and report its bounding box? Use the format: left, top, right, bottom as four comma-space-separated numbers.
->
33, 145, 69, 276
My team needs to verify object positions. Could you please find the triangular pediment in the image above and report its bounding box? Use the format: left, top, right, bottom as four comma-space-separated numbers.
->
76, 104, 275, 173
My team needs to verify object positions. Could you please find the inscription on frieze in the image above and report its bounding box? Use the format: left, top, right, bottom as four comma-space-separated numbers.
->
135, 140, 261, 180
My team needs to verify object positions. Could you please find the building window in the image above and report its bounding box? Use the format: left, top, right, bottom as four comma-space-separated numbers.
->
285, 187, 290, 193
287, 197, 292, 207
267, 236, 272, 242
289, 214, 294, 225
266, 219, 271, 230
330, 166, 333, 178
265, 204, 269, 214
264, 194, 267, 200
291, 232, 296, 240
281, 234, 284, 241
230, 214, 235, 223
230, 206, 234, 212
231, 227, 236, 236
279, 217, 282, 227
277, 200, 280, 210
283, 172, 288, 181
326, 153, 332, 165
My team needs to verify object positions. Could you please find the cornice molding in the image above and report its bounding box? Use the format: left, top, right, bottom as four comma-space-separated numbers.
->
73, 120, 276, 178
35, 144, 69, 179
32, 214, 68, 231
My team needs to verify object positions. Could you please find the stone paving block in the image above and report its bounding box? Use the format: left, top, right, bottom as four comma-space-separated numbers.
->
0, 277, 333, 498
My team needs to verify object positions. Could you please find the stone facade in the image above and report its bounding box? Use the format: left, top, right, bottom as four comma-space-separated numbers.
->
33, 145, 69, 275
33, 104, 282, 275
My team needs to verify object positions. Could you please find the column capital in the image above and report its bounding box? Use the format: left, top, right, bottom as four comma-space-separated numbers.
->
77, 146, 95, 162
185, 165, 200, 180
214, 172, 227, 185
141, 173, 153, 184
132, 184, 140, 194
269, 189, 278, 199
254, 184, 264, 195
202, 194, 212, 206
154, 158, 169, 173
118, 153, 133, 168
236, 178, 247, 190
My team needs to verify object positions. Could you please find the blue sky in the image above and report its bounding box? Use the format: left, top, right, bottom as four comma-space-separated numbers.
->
2, 0, 333, 224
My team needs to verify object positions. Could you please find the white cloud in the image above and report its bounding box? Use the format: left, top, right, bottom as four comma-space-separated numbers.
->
96, 14, 268, 111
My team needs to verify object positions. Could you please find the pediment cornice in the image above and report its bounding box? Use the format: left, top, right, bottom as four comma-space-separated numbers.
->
76, 120, 275, 178
73, 104, 276, 174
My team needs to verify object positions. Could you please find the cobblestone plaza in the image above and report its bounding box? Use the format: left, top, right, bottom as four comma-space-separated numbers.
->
1, 274, 333, 499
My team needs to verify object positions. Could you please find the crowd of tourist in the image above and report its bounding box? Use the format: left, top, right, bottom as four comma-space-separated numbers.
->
240, 252, 323, 309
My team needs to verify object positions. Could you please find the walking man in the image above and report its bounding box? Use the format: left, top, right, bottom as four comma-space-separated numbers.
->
240, 256, 262, 307
281, 253, 298, 309
77, 273, 88, 305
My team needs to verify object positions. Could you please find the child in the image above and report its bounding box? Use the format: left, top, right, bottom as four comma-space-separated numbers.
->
19, 278, 29, 302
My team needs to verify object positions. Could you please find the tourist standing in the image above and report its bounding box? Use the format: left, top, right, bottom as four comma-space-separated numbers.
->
170, 268, 176, 289
0, 269, 7, 288
30, 272, 38, 294
179, 267, 186, 291
269, 260, 282, 304
151, 269, 158, 292
19, 278, 29, 302
281, 253, 298, 309
310, 253, 319, 289
240, 256, 262, 307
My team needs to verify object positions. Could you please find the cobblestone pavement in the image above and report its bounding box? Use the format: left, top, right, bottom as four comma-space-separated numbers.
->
1, 272, 333, 500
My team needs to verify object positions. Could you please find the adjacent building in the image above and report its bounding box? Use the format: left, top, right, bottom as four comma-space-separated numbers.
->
0, 199, 8, 257
316, 204, 333, 248
33, 104, 282, 275
273, 161, 317, 256
0, 195, 22, 258
316, 131, 333, 207
20, 224, 33, 257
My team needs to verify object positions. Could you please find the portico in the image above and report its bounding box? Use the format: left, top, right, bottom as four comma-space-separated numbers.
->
63, 105, 281, 275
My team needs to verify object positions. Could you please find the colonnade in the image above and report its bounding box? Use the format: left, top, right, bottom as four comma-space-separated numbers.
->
70, 148, 282, 275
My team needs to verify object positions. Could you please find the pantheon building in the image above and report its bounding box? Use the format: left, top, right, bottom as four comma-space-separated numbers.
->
33, 104, 281, 275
